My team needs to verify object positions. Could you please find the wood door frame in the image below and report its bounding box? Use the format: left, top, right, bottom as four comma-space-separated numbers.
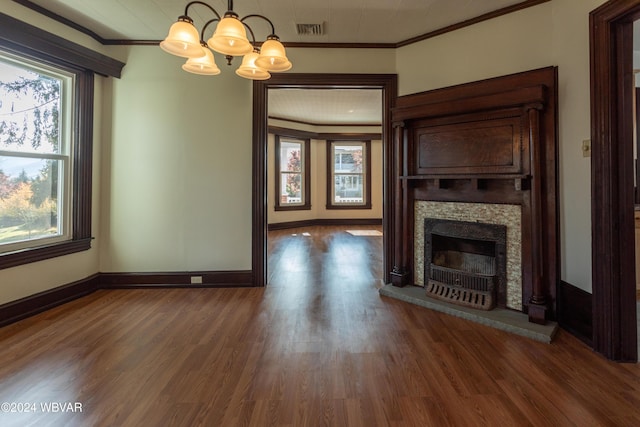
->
590, 0, 639, 362
251, 74, 398, 287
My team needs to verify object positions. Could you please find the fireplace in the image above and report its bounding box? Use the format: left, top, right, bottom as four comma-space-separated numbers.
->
414, 201, 522, 310
424, 218, 507, 310
390, 67, 558, 323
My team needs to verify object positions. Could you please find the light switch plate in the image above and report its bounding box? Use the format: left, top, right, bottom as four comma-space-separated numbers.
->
582, 139, 591, 157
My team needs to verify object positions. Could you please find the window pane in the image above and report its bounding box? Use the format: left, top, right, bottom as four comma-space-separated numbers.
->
0, 59, 62, 155
334, 145, 363, 173
280, 172, 302, 204
334, 174, 363, 203
279, 141, 302, 172
0, 156, 61, 244
0, 52, 71, 255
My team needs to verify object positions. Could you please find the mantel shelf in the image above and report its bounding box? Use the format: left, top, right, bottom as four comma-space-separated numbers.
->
400, 174, 531, 180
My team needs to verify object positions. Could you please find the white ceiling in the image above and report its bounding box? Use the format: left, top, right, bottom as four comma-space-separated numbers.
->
23, 0, 527, 44
18, 0, 534, 125
269, 89, 382, 126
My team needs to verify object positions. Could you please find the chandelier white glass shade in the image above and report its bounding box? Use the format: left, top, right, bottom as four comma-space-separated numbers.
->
207, 12, 253, 56
235, 50, 270, 80
160, 1, 292, 80
159, 16, 203, 58
254, 36, 292, 72
182, 43, 221, 75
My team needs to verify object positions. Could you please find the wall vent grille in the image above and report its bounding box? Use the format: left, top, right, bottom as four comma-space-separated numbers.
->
295, 23, 324, 36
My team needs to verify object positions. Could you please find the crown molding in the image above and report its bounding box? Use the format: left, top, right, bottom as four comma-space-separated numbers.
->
13, 0, 551, 50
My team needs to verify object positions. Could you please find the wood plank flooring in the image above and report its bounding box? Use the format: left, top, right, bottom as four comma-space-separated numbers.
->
0, 225, 639, 426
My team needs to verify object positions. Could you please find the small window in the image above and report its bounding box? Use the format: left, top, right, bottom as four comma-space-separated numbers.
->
327, 140, 371, 209
274, 135, 311, 211
0, 54, 73, 252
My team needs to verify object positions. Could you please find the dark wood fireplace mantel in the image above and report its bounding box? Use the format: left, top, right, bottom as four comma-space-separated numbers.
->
389, 67, 558, 324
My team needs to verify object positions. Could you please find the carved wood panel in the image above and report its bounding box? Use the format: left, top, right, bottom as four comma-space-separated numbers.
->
414, 116, 522, 175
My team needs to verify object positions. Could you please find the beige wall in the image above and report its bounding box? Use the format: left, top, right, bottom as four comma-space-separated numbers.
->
551, 0, 607, 293
101, 46, 255, 271
0, 0, 610, 305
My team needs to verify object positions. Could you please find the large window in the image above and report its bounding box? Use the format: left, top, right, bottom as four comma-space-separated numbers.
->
0, 54, 72, 252
274, 135, 311, 211
327, 140, 371, 209
0, 12, 124, 269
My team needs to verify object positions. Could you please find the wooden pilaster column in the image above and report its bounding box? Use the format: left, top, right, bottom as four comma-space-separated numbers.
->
391, 121, 409, 286
526, 103, 548, 324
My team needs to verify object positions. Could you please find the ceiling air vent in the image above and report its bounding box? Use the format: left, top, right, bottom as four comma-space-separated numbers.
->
295, 23, 325, 36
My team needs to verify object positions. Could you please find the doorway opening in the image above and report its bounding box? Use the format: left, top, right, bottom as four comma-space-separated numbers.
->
590, 1, 639, 362
251, 74, 398, 288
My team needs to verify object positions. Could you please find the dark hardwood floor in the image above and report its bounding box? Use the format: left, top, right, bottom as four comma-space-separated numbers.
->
0, 225, 639, 426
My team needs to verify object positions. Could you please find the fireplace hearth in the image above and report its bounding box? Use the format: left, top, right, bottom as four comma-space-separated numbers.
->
424, 218, 507, 310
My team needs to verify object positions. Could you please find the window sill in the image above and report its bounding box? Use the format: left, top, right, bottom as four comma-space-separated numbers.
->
0, 238, 92, 270
274, 205, 312, 212
326, 204, 372, 210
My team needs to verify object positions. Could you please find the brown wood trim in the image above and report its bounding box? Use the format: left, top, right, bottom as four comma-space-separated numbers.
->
74, 70, 94, 242
268, 218, 383, 231
412, 115, 525, 176
268, 126, 382, 142
253, 77, 268, 287
0, 12, 124, 77
0, 274, 100, 327
413, 184, 526, 205
397, 0, 551, 48
255, 74, 397, 286
390, 121, 408, 286
636, 88, 640, 204
0, 270, 254, 327
268, 126, 317, 139
590, 0, 640, 362
397, 69, 552, 110
279, 42, 396, 49
101, 40, 160, 46
404, 174, 529, 180
318, 133, 382, 141
393, 85, 546, 121
0, 239, 92, 270
14, 0, 548, 51
269, 115, 381, 128
100, 271, 253, 288
260, 73, 398, 89
557, 280, 593, 347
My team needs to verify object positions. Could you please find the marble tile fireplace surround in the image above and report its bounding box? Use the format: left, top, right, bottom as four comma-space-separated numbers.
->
414, 201, 522, 311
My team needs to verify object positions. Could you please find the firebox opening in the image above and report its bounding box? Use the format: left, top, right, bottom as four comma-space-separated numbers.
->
431, 234, 496, 276
424, 218, 508, 311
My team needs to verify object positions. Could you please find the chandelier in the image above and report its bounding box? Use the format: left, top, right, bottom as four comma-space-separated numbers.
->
160, 1, 292, 80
